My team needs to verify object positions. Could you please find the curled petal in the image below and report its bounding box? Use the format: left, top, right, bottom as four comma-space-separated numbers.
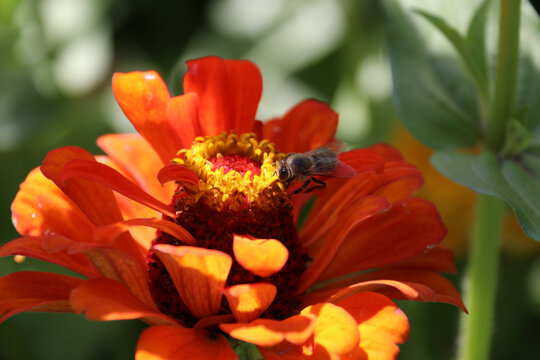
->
0, 271, 83, 324
61, 159, 175, 218
93, 218, 196, 246
336, 292, 409, 359
153, 245, 232, 318
220, 314, 317, 347
70, 278, 175, 325
233, 235, 288, 277
301, 302, 359, 356
136, 325, 236, 360
112, 71, 182, 164
157, 164, 199, 189
223, 283, 277, 323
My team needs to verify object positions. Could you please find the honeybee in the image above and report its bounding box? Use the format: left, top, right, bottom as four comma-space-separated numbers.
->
276, 142, 357, 194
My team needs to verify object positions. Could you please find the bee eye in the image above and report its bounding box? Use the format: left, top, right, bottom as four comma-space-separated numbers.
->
279, 166, 288, 179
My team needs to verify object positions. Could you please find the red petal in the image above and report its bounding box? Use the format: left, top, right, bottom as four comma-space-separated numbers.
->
336, 292, 409, 359
93, 218, 196, 246
0, 236, 98, 277
339, 148, 385, 174
220, 314, 317, 347
389, 246, 457, 274
184, 57, 261, 136
166, 93, 201, 149
262, 99, 338, 154
153, 245, 232, 318
233, 235, 289, 278
0, 271, 83, 323
70, 278, 175, 325
317, 198, 447, 282
224, 283, 277, 323
157, 164, 199, 188
11, 167, 94, 242
61, 159, 175, 218
370, 143, 405, 161
97, 133, 176, 203
301, 302, 359, 355
136, 325, 236, 360
112, 71, 182, 164
296, 196, 391, 294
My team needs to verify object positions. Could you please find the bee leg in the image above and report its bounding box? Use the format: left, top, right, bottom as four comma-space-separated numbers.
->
292, 179, 311, 195
304, 177, 327, 193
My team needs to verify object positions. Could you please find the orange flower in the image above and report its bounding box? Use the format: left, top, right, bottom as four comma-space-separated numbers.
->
1, 56, 465, 359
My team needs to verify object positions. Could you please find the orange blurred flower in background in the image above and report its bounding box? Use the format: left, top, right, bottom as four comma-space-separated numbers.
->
0, 57, 464, 359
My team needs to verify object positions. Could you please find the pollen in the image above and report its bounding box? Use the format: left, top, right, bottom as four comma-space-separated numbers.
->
147, 132, 308, 325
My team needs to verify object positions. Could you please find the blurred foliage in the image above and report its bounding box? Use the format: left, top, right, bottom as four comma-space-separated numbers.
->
1, 0, 540, 359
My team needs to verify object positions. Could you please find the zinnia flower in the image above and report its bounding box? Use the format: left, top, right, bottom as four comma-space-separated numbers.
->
1, 56, 465, 359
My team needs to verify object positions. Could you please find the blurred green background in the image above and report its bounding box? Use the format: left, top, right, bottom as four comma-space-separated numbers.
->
1, 0, 540, 359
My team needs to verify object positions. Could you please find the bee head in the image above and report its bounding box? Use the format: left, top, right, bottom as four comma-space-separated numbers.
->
276, 159, 289, 181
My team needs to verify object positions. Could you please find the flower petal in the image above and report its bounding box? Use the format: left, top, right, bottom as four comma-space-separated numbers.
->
157, 164, 199, 188
337, 292, 409, 360
0, 236, 98, 277
301, 302, 359, 356
233, 235, 289, 277
184, 56, 261, 136
296, 196, 391, 294
136, 325, 236, 360
61, 159, 176, 218
317, 198, 447, 282
112, 71, 182, 164
97, 133, 175, 203
93, 218, 197, 246
11, 167, 94, 242
70, 278, 176, 325
0, 271, 83, 324
166, 93, 201, 149
223, 283, 277, 323
389, 245, 457, 274
263, 99, 338, 154
153, 245, 232, 318
220, 314, 317, 347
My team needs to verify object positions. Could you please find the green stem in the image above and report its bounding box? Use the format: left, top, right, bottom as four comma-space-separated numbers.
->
458, 195, 505, 360
486, 0, 521, 150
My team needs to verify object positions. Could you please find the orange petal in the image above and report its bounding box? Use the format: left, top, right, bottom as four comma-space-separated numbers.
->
233, 235, 289, 278
0, 236, 98, 278
220, 314, 317, 347
112, 71, 182, 164
166, 93, 201, 149
0, 271, 83, 324
296, 196, 391, 294
337, 292, 409, 359
184, 57, 261, 136
78, 247, 158, 310
153, 245, 232, 318
136, 325, 236, 360
97, 133, 176, 203
223, 283, 277, 323
93, 218, 196, 246
11, 167, 94, 242
262, 99, 337, 154
389, 245, 457, 274
317, 198, 447, 282
301, 302, 359, 355
61, 159, 175, 218
70, 278, 175, 325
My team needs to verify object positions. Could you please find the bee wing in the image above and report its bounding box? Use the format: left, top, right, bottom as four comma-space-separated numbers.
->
329, 161, 357, 178
303, 140, 346, 157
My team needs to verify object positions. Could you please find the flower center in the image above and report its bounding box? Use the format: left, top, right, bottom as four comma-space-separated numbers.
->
147, 133, 307, 325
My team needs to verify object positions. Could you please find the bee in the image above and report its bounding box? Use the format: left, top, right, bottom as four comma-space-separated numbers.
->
275, 142, 357, 194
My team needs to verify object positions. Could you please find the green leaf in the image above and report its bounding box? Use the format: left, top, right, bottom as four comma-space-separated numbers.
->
515, 56, 540, 132
431, 151, 540, 240
382, 0, 480, 150
415, 9, 489, 106
466, 0, 491, 93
